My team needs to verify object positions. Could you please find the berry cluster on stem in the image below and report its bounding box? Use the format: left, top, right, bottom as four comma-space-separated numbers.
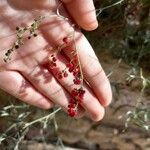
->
50, 36, 85, 117
4, 16, 44, 62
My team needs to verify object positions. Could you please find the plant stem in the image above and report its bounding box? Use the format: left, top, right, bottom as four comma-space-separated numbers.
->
96, 0, 125, 16
72, 30, 84, 85
23, 107, 61, 129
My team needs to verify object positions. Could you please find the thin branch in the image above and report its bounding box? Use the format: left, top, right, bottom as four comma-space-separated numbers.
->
23, 107, 61, 129
96, 0, 125, 17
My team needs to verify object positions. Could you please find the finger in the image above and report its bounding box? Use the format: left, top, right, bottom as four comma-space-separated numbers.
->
0, 71, 53, 109
62, 0, 98, 31
22, 65, 85, 117
64, 32, 112, 107
48, 52, 105, 121
36, 7, 102, 120
8, 0, 56, 10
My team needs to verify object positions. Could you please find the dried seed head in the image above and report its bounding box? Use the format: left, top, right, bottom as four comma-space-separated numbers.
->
33, 33, 37, 37
15, 45, 19, 49
5, 53, 9, 56
3, 58, 7, 63
16, 26, 20, 31
28, 36, 31, 39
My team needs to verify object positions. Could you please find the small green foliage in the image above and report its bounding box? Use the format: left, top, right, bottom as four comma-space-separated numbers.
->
0, 102, 61, 149
87, 0, 150, 131
4, 16, 44, 63
125, 107, 150, 131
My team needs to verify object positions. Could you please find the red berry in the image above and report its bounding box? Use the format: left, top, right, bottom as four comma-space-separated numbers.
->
63, 71, 68, 77
71, 89, 78, 97
63, 37, 69, 44
78, 93, 84, 100
69, 111, 76, 117
68, 107, 73, 113
69, 67, 74, 73
79, 89, 85, 94
52, 57, 57, 62
68, 108, 76, 117
58, 73, 63, 79
73, 78, 81, 85
78, 89, 85, 99
66, 63, 74, 68
68, 103, 75, 108
73, 71, 78, 77
67, 108, 71, 113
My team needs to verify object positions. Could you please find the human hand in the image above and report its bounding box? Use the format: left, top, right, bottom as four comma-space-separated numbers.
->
0, 0, 112, 121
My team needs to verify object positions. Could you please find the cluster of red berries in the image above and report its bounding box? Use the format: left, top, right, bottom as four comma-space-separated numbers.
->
67, 99, 77, 117
68, 88, 85, 117
71, 88, 85, 100
67, 88, 85, 117
45, 37, 86, 117
63, 37, 86, 117
57, 71, 68, 79
49, 54, 57, 68
66, 61, 85, 117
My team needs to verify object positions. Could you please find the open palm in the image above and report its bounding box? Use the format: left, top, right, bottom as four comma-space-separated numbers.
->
0, 0, 112, 121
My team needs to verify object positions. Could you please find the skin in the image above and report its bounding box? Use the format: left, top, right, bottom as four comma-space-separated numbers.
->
0, 0, 112, 121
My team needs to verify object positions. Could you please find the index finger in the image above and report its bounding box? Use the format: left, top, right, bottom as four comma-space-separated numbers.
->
62, 0, 98, 31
